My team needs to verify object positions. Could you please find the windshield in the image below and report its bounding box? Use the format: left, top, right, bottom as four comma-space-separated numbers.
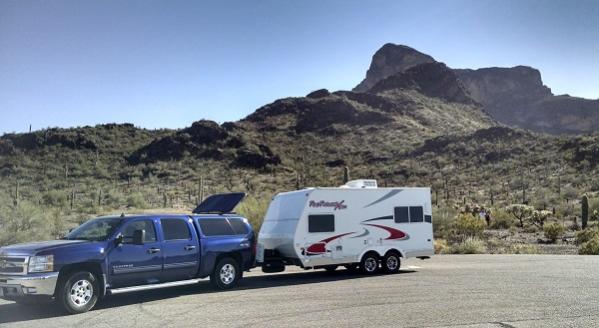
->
65, 217, 124, 241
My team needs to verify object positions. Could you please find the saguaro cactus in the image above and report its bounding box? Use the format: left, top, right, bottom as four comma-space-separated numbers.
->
343, 166, 350, 184
582, 194, 589, 230
14, 180, 19, 206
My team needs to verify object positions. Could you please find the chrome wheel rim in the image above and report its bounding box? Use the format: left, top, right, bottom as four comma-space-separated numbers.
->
220, 263, 236, 284
386, 256, 399, 270
364, 257, 378, 272
70, 279, 93, 307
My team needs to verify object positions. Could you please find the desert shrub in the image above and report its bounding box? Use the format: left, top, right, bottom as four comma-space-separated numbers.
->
489, 209, 514, 229
237, 196, 269, 230
530, 210, 552, 227
434, 239, 448, 254
523, 225, 540, 233
126, 192, 148, 209
0, 201, 52, 246
543, 222, 565, 243
510, 244, 541, 254
447, 237, 486, 254
42, 190, 68, 207
579, 235, 599, 255
105, 190, 125, 207
506, 204, 534, 228
575, 228, 599, 245
432, 205, 457, 239
452, 213, 486, 239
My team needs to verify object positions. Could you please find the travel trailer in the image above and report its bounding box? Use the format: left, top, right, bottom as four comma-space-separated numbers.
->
256, 180, 434, 274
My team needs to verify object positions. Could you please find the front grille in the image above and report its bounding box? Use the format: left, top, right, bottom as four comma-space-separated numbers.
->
0, 256, 28, 275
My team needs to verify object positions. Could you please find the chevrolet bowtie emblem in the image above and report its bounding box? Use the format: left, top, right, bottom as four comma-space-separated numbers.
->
0, 260, 7, 269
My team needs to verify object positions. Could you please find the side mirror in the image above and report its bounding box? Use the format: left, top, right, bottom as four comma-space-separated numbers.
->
115, 234, 124, 246
132, 229, 146, 245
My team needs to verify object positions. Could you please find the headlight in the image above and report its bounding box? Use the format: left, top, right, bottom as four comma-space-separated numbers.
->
28, 255, 54, 273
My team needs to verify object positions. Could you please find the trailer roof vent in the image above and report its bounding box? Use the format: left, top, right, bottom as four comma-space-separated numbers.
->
340, 179, 378, 189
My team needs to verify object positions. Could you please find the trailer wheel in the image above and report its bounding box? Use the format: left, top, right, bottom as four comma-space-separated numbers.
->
383, 252, 401, 274
360, 252, 380, 274
324, 265, 338, 273
211, 257, 241, 290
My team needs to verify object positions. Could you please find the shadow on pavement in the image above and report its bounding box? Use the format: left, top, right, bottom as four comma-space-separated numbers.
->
0, 268, 415, 324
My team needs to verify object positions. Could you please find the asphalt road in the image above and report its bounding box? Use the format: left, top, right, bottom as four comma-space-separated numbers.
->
1, 255, 599, 328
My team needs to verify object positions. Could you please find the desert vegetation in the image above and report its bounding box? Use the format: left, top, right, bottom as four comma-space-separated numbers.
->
0, 120, 598, 256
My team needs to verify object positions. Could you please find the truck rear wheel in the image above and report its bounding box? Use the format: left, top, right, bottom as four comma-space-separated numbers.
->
211, 257, 241, 290
57, 271, 99, 314
360, 253, 380, 274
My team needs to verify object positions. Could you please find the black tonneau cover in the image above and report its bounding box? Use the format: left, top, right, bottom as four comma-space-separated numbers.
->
192, 192, 246, 214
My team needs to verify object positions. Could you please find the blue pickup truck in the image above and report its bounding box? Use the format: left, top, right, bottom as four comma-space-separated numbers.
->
0, 193, 255, 314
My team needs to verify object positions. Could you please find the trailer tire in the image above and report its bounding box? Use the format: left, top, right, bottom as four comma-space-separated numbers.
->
57, 271, 99, 314
360, 252, 380, 274
211, 257, 241, 290
383, 251, 401, 274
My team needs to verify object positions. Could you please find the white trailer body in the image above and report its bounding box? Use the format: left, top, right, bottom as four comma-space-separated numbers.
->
257, 181, 433, 270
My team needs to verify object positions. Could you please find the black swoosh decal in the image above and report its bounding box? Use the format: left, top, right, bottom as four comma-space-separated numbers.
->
362, 215, 394, 222
363, 189, 402, 208
351, 228, 370, 238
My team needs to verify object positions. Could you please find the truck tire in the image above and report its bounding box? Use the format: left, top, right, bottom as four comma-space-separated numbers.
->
360, 252, 380, 274
211, 257, 241, 290
383, 252, 401, 274
57, 271, 99, 314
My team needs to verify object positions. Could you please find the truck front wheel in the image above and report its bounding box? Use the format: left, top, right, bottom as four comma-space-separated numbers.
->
57, 271, 99, 314
211, 257, 241, 290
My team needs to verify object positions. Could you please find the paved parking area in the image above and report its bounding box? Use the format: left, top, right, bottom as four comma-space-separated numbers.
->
1, 255, 599, 327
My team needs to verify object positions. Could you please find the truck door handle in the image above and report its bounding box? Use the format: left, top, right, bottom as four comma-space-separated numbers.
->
184, 245, 196, 251
147, 248, 161, 254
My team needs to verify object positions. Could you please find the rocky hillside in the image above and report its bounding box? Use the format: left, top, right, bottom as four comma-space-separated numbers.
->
356, 44, 599, 135
1, 43, 599, 251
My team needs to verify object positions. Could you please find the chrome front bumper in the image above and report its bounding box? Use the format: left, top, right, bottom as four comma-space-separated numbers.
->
0, 272, 59, 298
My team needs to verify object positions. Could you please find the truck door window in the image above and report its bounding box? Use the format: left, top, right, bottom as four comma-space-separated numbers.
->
308, 214, 335, 233
228, 218, 249, 235
161, 219, 192, 241
199, 219, 235, 236
122, 220, 157, 243
394, 207, 409, 223
409, 206, 424, 222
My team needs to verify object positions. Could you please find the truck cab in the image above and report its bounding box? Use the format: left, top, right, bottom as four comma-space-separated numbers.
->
0, 193, 254, 314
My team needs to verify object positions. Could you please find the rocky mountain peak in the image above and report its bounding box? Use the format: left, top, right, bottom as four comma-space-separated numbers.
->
368, 62, 475, 105
353, 44, 436, 92
453, 66, 553, 104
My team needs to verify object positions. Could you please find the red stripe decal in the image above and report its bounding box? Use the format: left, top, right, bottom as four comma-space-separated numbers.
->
306, 232, 355, 254
364, 224, 408, 240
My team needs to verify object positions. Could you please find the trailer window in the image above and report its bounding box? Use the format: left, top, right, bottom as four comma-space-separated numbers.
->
425, 215, 432, 223
308, 215, 335, 233
199, 219, 235, 236
394, 207, 409, 223
410, 206, 424, 222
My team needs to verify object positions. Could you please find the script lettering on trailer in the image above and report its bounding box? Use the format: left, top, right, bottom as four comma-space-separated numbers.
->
308, 200, 347, 210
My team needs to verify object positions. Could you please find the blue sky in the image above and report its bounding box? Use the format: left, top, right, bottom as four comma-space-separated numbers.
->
1, 0, 598, 134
